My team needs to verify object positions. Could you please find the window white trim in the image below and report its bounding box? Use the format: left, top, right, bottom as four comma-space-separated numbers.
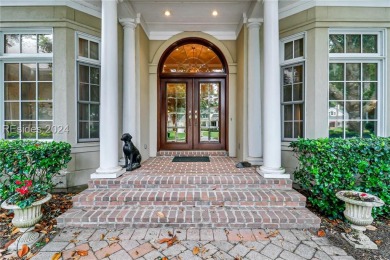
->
280, 32, 307, 141
328, 28, 387, 137
75, 32, 101, 143
0, 28, 53, 140
280, 32, 306, 65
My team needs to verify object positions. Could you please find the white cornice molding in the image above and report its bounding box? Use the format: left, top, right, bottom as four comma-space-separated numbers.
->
0, 0, 102, 18
279, 0, 390, 19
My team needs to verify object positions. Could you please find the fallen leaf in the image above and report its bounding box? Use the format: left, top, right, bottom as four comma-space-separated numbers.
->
157, 212, 165, 218
176, 231, 181, 233
135, 250, 139, 255
374, 240, 383, 246
168, 231, 173, 237
265, 230, 279, 238
69, 239, 79, 244
224, 229, 230, 235
366, 225, 377, 231
162, 257, 168, 260
193, 246, 200, 255
17, 244, 29, 257
0, 213, 7, 219
76, 250, 88, 256
100, 234, 105, 240
167, 235, 178, 247
158, 238, 171, 244
11, 228, 20, 235
234, 256, 242, 260
51, 252, 61, 260
108, 236, 120, 241
45, 237, 50, 243
317, 230, 326, 237
72, 255, 81, 260
237, 234, 244, 239
105, 253, 110, 257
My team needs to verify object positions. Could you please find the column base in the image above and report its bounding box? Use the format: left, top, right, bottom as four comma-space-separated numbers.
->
246, 156, 263, 166
257, 166, 290, 179
91, 166, 125, 179
119, 157, 126, 167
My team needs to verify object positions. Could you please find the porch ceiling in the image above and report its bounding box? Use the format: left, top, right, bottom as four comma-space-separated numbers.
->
129, 0, 258, 38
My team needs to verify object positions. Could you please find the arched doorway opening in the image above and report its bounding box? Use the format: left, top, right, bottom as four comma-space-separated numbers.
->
157, 38, 228, 150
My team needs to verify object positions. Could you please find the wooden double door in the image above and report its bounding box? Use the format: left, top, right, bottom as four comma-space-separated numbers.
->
159, 78, 226, 150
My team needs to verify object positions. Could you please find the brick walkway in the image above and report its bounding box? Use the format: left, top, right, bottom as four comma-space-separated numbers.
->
57, 157, 320, 229
32, 227, 356, 260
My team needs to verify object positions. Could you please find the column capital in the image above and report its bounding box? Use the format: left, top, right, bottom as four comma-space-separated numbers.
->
119, 18, 137, 29
247, 18, 263, 29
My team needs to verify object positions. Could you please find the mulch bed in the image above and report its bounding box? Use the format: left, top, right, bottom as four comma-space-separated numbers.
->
1, 191, 389, 259
0, 193, 74, 259
303, 197, 390, 260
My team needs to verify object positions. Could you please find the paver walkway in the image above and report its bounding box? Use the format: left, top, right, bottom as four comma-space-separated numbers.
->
32, 228, 355, 260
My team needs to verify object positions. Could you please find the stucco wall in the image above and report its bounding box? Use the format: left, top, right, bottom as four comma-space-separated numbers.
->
235, 26, 247, 161
0, 6, 125, 189
279, 6, 390, 176
135, 25, 150, 161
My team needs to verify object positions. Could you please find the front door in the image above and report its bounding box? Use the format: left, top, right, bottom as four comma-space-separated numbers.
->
159, 78, 226, 150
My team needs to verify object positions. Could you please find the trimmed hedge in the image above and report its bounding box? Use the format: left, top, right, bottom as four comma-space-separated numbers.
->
290, 137, 389, 219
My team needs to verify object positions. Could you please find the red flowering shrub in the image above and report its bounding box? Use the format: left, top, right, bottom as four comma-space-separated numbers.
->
0, 140, 72, 209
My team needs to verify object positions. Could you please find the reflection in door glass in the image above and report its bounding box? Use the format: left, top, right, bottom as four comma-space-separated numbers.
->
200, 83, 220, 142
166, 83, 186, 142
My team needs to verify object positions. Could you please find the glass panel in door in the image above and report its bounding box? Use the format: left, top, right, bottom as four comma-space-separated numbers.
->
199, 82, 220, 142
166, 83, 187, 143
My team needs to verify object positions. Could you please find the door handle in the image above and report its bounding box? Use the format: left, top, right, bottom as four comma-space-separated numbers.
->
194, 110, 198, 126
188, 110, 192, 126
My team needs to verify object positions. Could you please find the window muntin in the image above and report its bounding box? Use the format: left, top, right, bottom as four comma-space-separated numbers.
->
328, 62, 378, 138
76, 33, 100, 142
1, 29, 53, 140
329, 33, 378, 54
284, 38, 304, 60
281, 33, 305, 141
4, 33, 53, 54
328, 29, 384, 138
162, 43, 224, 73
282, 63, 304, 140
4, 62, 53, 139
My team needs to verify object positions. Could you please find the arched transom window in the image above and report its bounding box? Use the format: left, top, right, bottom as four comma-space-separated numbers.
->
162, 43, 225, 73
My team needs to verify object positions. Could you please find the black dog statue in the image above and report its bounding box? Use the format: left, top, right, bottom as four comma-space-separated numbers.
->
121, 133, 142, 171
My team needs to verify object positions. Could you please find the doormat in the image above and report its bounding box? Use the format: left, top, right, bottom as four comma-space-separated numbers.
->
172, 156, 210, 162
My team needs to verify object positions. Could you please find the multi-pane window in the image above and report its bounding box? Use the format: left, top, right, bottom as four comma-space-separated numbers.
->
4, 33, 53, 54
282, 64, 304, 139
329, 33, 378, 54
1, 30, 53, 140
281, 33, 305, 140
328, 30, 384, 138
76, 33, 100, 142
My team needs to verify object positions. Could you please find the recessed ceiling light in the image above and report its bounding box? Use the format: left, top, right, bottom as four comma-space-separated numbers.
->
164, 10, 171, 16
212, 10, 218, 16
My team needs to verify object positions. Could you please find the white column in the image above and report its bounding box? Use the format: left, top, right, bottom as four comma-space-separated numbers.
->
91, 0, 125, 179
247, 19, 263, 165
257, 0, 289, 178
119, 18, 137, 138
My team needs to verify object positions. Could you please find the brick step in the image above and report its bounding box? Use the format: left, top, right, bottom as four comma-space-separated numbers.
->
57, 205, 321, 229
73, 188, 306, 208
89, 175, 292, 190
157, 150, 228, 157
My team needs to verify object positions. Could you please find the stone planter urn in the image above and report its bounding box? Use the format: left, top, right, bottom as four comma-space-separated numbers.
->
336, 190, 384, 249
1, 193, 52, 251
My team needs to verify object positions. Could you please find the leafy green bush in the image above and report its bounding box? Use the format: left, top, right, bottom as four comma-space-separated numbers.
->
290, 137, 389, 219
0, 140, 72, 208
